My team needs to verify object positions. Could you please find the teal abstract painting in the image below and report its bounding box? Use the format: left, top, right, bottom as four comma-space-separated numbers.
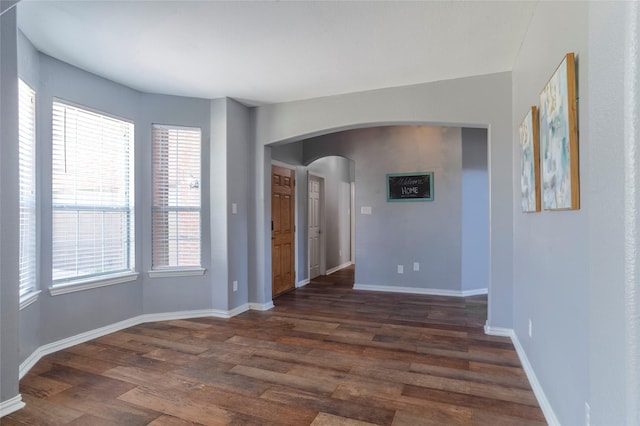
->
520, 106, 540, 212
539, 53, 579, 210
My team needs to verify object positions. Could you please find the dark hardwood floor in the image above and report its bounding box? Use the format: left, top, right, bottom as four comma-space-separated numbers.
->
4, 266, 545, 425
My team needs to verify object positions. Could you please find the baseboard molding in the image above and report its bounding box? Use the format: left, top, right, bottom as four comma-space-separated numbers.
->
19, 315, 141, 379
227, 304, 250, 318
461, 288, 488, 297
138, 309, 228, 323
354, 283, 487, 298
483, 324, 513, 337
326, 262, 353, 275
0, 394, 25, 417
19, 304, 272, 380
249, 301, 275, 311
484, 324, 560, 426
296, 278, 310, 288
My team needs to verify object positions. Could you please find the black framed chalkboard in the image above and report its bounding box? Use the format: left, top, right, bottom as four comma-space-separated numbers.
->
386, 172, 434, 202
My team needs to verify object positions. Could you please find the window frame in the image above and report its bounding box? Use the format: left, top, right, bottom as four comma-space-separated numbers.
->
149, 123, 204, 277
49, 99, 137, 294
18, 78, 40, 308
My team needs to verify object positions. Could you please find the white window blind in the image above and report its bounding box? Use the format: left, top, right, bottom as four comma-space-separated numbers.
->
152, 125, 201, 269
51, 101, 135, 284
18, 79, 37, 298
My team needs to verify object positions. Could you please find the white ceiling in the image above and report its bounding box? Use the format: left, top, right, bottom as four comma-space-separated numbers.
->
17, 1, 537, 106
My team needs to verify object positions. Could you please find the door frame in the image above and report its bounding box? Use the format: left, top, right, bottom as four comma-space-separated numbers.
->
271, 160, 298, 295
350, 181, 355, 264
308, 172, 326, 280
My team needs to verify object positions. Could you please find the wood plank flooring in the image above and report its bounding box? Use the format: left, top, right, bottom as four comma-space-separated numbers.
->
4, 266, 545, 425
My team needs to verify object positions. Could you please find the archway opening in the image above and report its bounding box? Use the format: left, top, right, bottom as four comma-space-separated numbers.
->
267, 124, 488, 312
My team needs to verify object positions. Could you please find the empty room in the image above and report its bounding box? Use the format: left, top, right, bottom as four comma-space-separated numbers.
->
1, 1, 639, 425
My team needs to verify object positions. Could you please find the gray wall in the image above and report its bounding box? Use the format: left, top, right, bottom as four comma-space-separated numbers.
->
273, 132, 485, 291
226, 98, 251, 310
587, 2, 640, 424
253, 72, 514, 328
36, 54, 142, 344
511, 3, 640, 423
271, 142, 303, 165
10, 42, 247, 367
6, 4, 640, 423
1, 4, 21, 404
304, 126, 464, 291
140, 93, 213, 314
16, 29, 40, 377
307, 156, 353, 272
461, 128, 489, 292
511, 3, 589, 424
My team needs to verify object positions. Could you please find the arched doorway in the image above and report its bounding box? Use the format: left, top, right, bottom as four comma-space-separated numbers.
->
268, 125, 489, 316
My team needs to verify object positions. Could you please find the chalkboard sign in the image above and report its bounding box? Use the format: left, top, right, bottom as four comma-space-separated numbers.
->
386, 172, 434, 202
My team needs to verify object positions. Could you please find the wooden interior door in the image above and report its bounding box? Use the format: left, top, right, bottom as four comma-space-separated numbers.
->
308, 175, 321, 279
271, 165, 295, 297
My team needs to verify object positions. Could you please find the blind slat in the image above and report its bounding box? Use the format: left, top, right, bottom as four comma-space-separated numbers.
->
51, 101, 135, 284
151, 125, 201, 269
19, 79, 37, 298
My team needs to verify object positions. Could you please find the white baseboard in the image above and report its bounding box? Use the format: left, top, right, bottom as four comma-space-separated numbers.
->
354, 283, 487, 298
227, 304, 250, 317
483, 324, 513, 337
484, 324, 560, 426
0, 394, 25, 417
296, 278, 310, 288
326, 262, 353, 275
249, 301, 275, 311
138, 309, 226, 323
19, 304, 273, 380
20, 315, 141, 379
461, 287, 489, 297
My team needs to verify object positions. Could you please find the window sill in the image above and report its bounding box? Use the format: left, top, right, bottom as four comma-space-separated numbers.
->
20, 290, 42, 310
49, 272, 139, 296
147, 268, 207, 279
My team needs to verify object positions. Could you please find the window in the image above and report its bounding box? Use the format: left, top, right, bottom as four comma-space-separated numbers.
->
152, 125, 201, 270
51, 101, 135, 285
18, 79, 37, 300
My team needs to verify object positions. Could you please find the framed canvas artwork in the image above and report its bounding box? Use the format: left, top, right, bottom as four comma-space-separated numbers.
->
520, 106, 540, 212
539, 52, 579, 210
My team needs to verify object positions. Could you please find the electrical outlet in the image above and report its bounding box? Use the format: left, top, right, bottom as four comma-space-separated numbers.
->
397, 265, 404, 274
585, 402, 591, 426
413, 262, 419, 271
528, 319, 532, 338
339, 249, 342, 257
233, 280, 238, 292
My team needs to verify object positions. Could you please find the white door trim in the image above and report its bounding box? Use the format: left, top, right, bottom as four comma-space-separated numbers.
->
308, 173, 326, 278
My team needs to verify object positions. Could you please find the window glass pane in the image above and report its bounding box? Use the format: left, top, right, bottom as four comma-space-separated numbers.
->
51, 101, 134, 283
152, 125, 201, 268
18, 79, 37, 297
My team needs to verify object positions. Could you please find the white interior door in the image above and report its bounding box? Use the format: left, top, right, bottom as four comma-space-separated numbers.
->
308, 175, 321, 279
